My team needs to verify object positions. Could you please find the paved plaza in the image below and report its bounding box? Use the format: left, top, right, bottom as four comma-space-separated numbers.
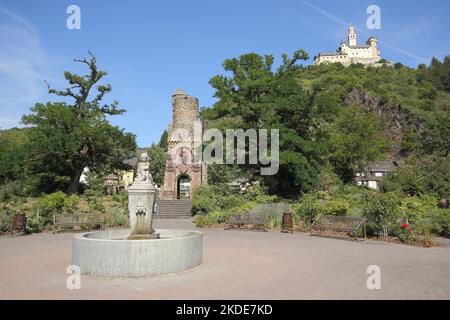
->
1, 219, 449, 300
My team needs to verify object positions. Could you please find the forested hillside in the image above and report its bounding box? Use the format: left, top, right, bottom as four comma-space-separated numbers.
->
201, 50, 449, 198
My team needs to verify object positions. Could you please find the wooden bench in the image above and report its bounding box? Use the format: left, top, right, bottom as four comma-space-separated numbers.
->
53, 213, 104, 234
224, 210, 268, 232
311, 215, 366, 241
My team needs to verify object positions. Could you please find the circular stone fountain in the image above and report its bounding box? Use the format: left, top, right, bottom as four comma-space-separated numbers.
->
71, 152, 202, 278
72, 229, 202, 278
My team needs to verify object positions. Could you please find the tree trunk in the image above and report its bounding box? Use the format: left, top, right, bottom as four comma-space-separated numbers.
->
67, 166, 84, 195
67, 144, 89, 194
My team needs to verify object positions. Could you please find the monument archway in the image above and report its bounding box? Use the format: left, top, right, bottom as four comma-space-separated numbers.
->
177, 175, 191, 199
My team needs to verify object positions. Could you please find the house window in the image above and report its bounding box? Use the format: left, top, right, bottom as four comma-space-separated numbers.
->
374, 172, 383, 177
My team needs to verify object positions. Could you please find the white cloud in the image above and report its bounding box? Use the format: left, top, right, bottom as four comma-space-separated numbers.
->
0, 6, 56, 128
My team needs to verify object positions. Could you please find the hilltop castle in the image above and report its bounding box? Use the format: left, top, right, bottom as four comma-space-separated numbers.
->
314, 25, 381, 66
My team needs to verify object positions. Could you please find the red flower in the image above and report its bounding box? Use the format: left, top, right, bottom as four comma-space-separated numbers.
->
401, 223, 410, 230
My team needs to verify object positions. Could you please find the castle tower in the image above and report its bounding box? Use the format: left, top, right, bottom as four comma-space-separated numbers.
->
367, 37, 380, 59
348, 25, 357, 46
171, 88, 198, 137
160, 89, 207, 200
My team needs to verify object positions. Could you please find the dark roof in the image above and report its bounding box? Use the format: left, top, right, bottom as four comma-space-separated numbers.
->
348, 45, 370, 49
368, 160, 404, 172
355, 160, 405, 182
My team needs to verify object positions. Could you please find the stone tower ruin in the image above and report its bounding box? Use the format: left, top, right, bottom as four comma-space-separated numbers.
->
160, 89, 207, 200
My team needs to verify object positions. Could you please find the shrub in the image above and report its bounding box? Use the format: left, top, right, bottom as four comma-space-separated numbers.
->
230, 201, 258, 214
26, 213, 44, 233
193, 214, 210, 228
192, 184, 276, 214
104, 206, 129, 228
264, 203, 292, 229
207, 211, 229, 224
253, 193, 278, 204
191, 185, 231, 215
0, 211, 11, 233
380, 156, 450, 198
36, 191, 80, 225
322, 198, 348, 216
222, 194, 247, 211
397, 195, 450, 244
0, 181, 22, 202
112, 192, 128, 209
316, 169, 342, 193
295, 192, 323, 225
192, 184, 281, 228
362, 191, 401, 236
294, 191, 348, 225
86, 195, 105, 213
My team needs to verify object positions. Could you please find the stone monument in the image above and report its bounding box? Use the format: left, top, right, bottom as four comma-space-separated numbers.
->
160, 88, 207, 199
127, 152, 159, 239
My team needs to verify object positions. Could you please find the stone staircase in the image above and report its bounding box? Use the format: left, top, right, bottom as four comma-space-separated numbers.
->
154, 200, 192, 219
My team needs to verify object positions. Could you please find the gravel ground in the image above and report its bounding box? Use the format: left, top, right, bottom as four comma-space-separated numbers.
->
0, 219, 449, 300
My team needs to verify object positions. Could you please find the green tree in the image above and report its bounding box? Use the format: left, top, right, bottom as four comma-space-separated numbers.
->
22, 53, 136, 194
146, 130, 170, 186
205, 50, 324, 197
147, 144, 166, 186
158, 130, 168, 151
380, 155, 449, 198
400, 125, 418, 155
420, 112, 450, 156
420, 56, 450, 92
328, 105, 389, 183
0, 128, 30, 186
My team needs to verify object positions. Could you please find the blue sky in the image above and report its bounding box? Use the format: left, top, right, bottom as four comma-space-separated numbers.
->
1, 0, 449, 146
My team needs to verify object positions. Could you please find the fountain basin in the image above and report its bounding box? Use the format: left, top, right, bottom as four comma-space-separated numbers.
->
72, 229, 202, 278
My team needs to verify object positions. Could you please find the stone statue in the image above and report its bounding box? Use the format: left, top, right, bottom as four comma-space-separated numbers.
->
135, 152, 153, 184
127, 152, 159, 239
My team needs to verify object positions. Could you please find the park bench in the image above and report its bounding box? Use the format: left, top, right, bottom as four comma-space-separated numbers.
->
224, 209, 268, 232
53, 213, 104, 234
311, 215, 366, 241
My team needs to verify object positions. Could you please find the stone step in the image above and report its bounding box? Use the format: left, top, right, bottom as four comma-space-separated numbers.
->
154, 215, 192, 219
157, 207, 190, 210
154, 200, 192, 219
157, 202, 192, 204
